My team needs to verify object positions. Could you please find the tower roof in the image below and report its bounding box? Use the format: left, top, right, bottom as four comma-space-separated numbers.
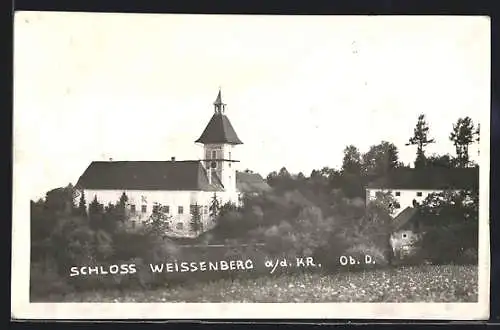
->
195, 89, 243, 145
195, 113, 243, 145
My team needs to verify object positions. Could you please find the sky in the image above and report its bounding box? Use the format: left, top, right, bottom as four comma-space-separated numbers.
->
13, 13, 490, 201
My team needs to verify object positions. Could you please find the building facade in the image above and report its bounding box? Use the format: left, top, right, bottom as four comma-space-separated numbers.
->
365, 166, 479, 217
75, 90, 270, 238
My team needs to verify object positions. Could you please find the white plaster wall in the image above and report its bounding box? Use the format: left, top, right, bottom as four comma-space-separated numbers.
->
82, 189, 237, 237
366, 188, 461, 217
203, 143, 238, 192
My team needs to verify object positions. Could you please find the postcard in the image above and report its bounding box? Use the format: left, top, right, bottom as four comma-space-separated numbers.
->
12, 12, 490, 320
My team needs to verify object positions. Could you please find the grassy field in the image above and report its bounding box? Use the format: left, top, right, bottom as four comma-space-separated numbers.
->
40, 264, 478, 303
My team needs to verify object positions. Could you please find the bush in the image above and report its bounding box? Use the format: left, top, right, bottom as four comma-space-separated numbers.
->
30, 259, 73, 300
416, 224, 478, 265
343, 243, 389, 270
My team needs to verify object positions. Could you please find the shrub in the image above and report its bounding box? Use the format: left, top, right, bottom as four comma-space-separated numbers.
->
30, 259, 73, 300
343, 243, 389, 270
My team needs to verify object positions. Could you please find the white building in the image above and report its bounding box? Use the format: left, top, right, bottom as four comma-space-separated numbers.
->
75, 90, 270, 238
365, 167, 479, 217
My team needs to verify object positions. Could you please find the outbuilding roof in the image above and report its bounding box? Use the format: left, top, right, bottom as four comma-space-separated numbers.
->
367, 167, 479, 190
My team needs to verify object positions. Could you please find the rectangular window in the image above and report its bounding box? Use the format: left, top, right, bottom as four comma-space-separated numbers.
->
178, 206, 184, 214
395, 192, 401, 197
416, 192, 423, 197
130, 204, 136, 213
152, 204, 159, 213
141, 205, 147, 213
176, 222, 183, 230
212, 150, 217, 159
161, 205, 170, 213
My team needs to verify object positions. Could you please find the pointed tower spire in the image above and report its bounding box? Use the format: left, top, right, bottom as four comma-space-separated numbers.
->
196, 88, 242, 145
214, 87, 226, 114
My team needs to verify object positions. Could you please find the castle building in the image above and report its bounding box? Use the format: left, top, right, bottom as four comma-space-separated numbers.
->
75, 89, 270, 238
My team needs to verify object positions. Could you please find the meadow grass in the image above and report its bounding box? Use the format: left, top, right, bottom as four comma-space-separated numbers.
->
39, 264, 478, 303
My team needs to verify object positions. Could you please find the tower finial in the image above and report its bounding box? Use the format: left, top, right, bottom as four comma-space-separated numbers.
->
214, 87, 225, 114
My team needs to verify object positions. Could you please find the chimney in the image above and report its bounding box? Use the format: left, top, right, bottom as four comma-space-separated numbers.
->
171, 157, 175, 161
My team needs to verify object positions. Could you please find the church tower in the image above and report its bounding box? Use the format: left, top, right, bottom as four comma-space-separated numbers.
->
195, 89, 243, 192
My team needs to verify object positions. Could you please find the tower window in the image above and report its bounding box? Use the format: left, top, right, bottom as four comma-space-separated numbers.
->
212, 150, 217, 159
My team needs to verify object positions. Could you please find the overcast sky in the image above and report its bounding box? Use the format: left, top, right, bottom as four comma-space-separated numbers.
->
14, 13, 490, 200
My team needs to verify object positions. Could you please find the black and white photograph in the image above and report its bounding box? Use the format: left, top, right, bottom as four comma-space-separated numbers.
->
12, 13, 490, 319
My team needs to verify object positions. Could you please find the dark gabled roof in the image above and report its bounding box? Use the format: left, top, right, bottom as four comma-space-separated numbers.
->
195, 113, 243, 145
75, 161, 224, 191
392, 207, 419, 231
367, 167, 479, 190
236, 171, 271, 193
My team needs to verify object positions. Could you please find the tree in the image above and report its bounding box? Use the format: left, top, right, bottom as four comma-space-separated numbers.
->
426, 154, 455, 168
362, 141, 400, 176
88, 196, 105, 230
475, 123, 480, 156
115, 192, 129, 222
450, 117, 475, 167
190, 203, 203, 234
76, 191, 87, 217
144, 202, 172, 238
341, 145, 363, 175
371, 190, 400, 215
417, 189, 479, 264
266, 167, 295, 192
44, 184, 77, 216
406, 114, 435, 168
266, 171, 278, 186
209, 193, 221, 218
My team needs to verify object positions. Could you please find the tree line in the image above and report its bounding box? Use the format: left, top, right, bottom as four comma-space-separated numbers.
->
265, 114, 480, 198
